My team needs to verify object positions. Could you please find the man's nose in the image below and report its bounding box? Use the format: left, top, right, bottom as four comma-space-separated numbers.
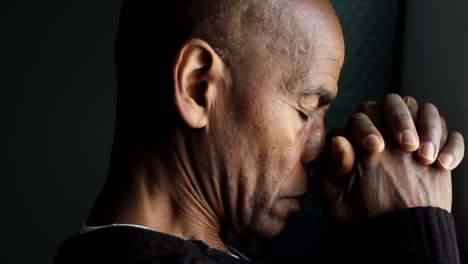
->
301, 121, 327, 166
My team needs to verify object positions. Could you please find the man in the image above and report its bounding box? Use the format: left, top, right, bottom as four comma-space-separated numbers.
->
54, 0, 465, 263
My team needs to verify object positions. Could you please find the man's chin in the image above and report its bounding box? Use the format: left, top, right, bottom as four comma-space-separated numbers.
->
254, 219, 287, 239
253, 199, 302, 238
272, 197, 302, 218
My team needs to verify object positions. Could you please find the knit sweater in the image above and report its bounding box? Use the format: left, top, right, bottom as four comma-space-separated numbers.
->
54, 207, 460, 264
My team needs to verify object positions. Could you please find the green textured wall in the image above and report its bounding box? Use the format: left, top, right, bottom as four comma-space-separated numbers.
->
326, 0, 402, 130
225, 1, 404, 262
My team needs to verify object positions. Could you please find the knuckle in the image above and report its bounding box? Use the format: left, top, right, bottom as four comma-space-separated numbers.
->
351, 112, 367, 122
421, 102, 438, 114
403, 96, 417, 107
420, 116, 441, 132
440, 116, 447, 126
426, 123, 440, 134
357, 100, 376, 113
439, 117, 448, 139
392, 110, 411, 126
445, 132, 465, 160
357, 103, 367, 113
383, 93, 400, 103
359, 122, 375, 132
452, 131, 464, 143
349, 113, 375, 133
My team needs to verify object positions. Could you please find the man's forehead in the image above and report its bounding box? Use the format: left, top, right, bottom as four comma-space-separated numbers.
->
228, 0, 344, 95
287, 0, 345, 84
284, 36, 343, 96
292, 0, 345, 61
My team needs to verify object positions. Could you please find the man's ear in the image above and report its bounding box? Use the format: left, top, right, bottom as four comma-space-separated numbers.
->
173, 38, 226, 129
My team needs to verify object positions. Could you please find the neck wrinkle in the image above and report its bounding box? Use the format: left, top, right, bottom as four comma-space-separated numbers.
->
167, 141, 226, 249
91, 139, 228, 252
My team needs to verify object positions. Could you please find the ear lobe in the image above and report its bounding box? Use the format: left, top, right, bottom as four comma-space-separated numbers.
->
173, 38, 223, 129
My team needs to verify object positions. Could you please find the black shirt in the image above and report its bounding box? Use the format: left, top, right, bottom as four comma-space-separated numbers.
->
54, 207, 460, 264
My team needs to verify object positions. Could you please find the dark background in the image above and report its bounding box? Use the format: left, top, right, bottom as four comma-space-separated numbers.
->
9, 1, 467, 263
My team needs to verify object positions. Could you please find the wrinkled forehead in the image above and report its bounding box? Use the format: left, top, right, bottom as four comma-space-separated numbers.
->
290, 0, 345, 73
230, 0, 344, 93
267, 0, 344, 95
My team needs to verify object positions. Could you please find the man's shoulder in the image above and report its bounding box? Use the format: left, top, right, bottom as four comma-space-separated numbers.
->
53, 226, 248, 264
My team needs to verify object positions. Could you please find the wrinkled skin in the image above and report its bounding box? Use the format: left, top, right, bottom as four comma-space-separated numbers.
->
322, 95, 465, 222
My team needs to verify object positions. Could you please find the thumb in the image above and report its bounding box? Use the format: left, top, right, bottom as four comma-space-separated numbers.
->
329, 136, 355, 184
321, 136, 355, 207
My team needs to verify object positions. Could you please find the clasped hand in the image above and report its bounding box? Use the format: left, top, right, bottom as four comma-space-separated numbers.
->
322, 94, 465, 221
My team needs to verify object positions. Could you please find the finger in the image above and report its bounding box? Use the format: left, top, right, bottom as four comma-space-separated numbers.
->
402, 96, 418, 121
357, 100, 378, 119
381, 94, 419, 152
321, 136, 355, 208
437, 132, 465, 171
346, 112, 385, 154
416, 103, 442, 164
357, 100, 383, 128
330, 136, 355, 180
439, 116, 448, 149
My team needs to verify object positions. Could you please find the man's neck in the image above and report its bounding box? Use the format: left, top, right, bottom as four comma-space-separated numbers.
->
86, 144, 228, 252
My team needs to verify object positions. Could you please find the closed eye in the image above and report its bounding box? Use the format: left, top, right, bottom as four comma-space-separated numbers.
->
298, 110, 309, 122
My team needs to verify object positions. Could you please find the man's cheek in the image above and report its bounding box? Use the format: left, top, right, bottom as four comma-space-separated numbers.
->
274, 147, 302, 174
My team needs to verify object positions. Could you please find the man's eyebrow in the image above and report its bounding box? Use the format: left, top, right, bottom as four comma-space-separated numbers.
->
301, 84, 336, 106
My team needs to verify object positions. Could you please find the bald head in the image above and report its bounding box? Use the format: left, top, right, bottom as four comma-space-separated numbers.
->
115, 0, 297, 79
113, 0, 343, 149
176, 0, 343, 71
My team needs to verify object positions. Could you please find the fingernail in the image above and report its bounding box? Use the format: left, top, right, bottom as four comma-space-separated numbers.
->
365, 134, 383, 149
419, 142, 435, 161
400, 130, 418, 145
439, 154, 454, 170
